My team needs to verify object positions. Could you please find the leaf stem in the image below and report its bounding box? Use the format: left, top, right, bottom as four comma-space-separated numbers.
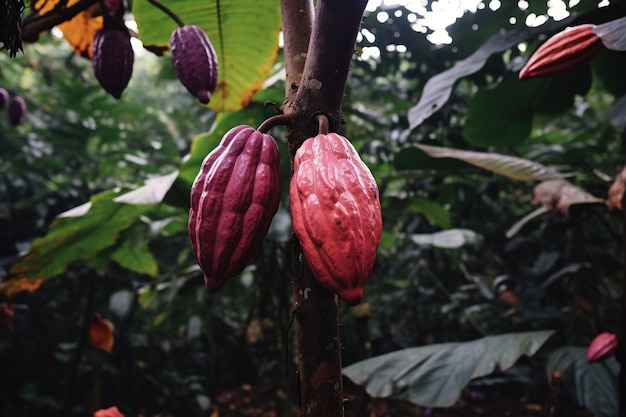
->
147, 0, 185, 28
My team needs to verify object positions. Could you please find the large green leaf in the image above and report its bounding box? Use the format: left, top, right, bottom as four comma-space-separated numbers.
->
1, 190, 151, 296
406, 17, 573, 129
132, 0, 281, 112
343, 330, 555, 408
414, 144, 570, 181
547, 347, 618, 417
462, 74, 541, 147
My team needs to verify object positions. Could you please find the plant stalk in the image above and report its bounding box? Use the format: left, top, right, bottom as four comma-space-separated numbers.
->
281, 0, 367, 416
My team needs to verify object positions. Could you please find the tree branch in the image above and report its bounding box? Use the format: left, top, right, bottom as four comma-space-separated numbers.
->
21, 0, 99, 43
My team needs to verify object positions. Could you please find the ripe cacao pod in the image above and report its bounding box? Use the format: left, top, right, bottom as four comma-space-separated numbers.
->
8, 96, 26, 126
586, 332, 618, 362
189, 125, 281, 291
170, 25, 218, 104
290, 133, 383, 305
519, 24, 603, 80
92, 28, 134, 99
0, 88, 9, 109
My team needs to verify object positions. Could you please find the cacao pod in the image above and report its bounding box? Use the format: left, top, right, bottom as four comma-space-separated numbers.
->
189, 125, 281, 291
519, 24, 602, 80
92, 28, 134, 99
586, 332, 618, 362
290, 133, 383, 305
170, 25, 218, 104
8, 96, 26, 126
0, 88, 9, 109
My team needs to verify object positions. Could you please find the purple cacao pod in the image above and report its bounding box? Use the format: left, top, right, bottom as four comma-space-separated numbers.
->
170, 25, 218, 104
189, 125, 281, 291
92, 28, 134, 99
0, 88, 9, 109
8, 96, 26, 126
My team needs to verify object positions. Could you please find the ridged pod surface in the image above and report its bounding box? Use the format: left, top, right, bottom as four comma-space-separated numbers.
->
92, 28, 134, 98
519, 24, 603, 79
586, 332, 618, 362
189, 126, 281, 291
170, 25, 218, 104
290, 133, 383, 305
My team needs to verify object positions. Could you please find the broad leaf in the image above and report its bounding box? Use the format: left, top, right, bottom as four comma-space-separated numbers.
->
593, 16, 626, 51
407, 17, 573, 129
111, 236, 158, 277
409, 229, 480, 249
547, 347, 618, 417
114, 170, 179, 205
414, 144, 570, 181
132, 0, 281, 112
384, 196, 451, 229
343, 330, 555, 408
0, 190, 151, 296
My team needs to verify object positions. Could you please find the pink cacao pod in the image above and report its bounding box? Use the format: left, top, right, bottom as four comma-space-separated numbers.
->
189, 126, 281, 291
519, 24, 603, 80
8, 96, 26, 126
586, 332, 618, 362
170, 25, 218, 104
290, 133, 383, 305
92, 28, 134, 99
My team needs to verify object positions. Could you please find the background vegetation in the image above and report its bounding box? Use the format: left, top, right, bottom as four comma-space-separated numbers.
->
0, 0, 623, 416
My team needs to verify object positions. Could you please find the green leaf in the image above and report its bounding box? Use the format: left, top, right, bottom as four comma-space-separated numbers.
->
111, 236, 158, 277
179, 102, 275, 183
402, 196, 451, 229
1, 190, 151, 296
415, 144, 571, 181
343, 330, 555, 408
463, 74, 542, 147
132, 0, 281, 112
407, 18, 573, 129
547, 347, 618, 417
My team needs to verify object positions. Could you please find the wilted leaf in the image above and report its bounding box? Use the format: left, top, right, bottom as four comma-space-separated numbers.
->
414, 144, 570, 181
1, 190, 151, 296
34, 0, 103, 57
90, 313, 115, 353
593, 16, 626, 51
547, 347, 618, 417
532, 179, 604, 214
344, 330, 554, 408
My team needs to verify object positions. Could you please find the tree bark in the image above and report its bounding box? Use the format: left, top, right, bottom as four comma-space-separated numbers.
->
280, 1, 367, 416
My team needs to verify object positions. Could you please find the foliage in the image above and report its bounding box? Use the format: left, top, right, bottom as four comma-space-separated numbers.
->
1, 0, 625, 416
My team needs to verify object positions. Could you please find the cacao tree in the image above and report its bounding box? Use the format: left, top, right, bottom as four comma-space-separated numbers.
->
1, 1, 625, 416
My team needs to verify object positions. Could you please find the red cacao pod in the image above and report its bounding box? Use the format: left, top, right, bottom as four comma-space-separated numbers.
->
290, 133, 383, 305
92, 28, 134, 99
586, 332, 617, 362
170, 25, 218, 104
519, 24, 603, 80
8, 95, 26, 126
189, 126, 281, 291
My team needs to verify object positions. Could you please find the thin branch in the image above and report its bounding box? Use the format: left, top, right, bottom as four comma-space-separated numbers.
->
21, 0, 99, 42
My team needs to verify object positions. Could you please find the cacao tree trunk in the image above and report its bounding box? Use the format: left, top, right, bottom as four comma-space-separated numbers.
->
280, 0, 368, 416
615, 194, 626, 417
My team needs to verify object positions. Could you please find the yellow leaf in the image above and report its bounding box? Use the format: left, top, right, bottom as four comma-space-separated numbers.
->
35, 0, 103, 57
